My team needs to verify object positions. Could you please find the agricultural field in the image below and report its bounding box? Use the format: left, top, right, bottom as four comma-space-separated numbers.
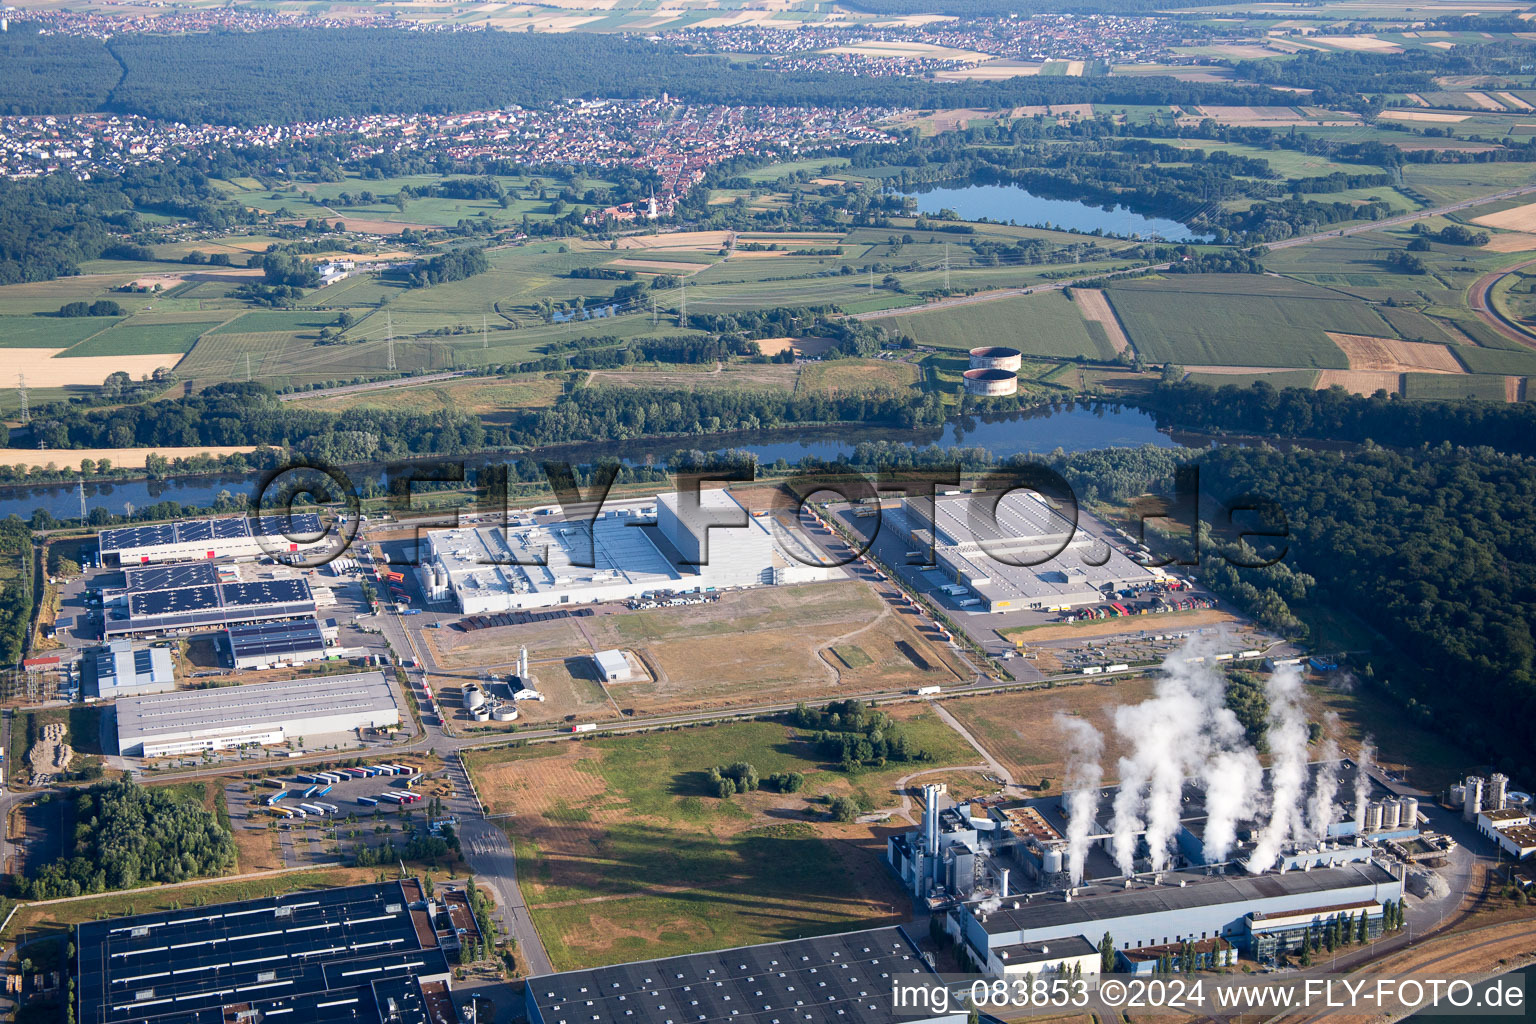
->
285, 373, 566, 417
867, 291, 1112, 359
464, 706, 978, 970
1103, 275, 1385, 369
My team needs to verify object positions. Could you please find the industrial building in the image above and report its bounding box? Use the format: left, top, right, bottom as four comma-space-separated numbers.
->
116, 671, 398, 758
75, 879, 461, 1024
101, 561, 318, 638
89, 639, 174, 699
890, 761, 1416, 910
899, 492, 1168, 612
1463, 772, 1535, 859
592, 649, 631, 682
225, 618, 329, 670
97, 513, 326, 565
945, 860, 1402, 976
424, 491, 829, 615
524, 926, 965, 1024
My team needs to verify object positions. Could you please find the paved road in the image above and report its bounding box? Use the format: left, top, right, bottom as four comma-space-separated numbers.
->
854, 182, 1536, 323
1467, 255, 1536, 352
276, 371, 471, 402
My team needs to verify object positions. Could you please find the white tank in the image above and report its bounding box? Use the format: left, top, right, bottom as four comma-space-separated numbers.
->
1490, 773, 1508, 812
1399, 797, 1419, 827
1365, 802, 1384, 832
1043, 848, 1064, 874
492, 705, 518, 722
1380, 800, 1401, 831
464, 686, 485, 710
472, 705, 491, 721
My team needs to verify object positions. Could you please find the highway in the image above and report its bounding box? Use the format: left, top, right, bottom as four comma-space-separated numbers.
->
275, 370, 471, 402
1467, 254, 1536, 353
854, 182, 1536, 323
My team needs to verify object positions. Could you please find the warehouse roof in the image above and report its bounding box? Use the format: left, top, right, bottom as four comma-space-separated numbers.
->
526, 926, 944, 1024
99, 513, 322, 554
75, 880, 452, 1024
966, 862, 1397, 937
108, 574, 315, 637
991, 935, 1097, 967
227, 618, 327, 660
116, 671, 395, 749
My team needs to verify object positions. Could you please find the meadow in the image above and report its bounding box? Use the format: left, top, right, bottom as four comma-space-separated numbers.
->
867, 291, 1111, 358
465, 707, 977, 970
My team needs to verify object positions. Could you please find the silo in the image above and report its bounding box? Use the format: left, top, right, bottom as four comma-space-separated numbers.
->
1399, 797, 1419, 828
963, 368, 1018, 397
1490, 773, 1508, 812
1364, 802, 1384, 832
968, 346, 1023, 372
1464, 775, 1484, 821
464, 686, 486, 710
1043, 847, 1064, 875
1379, 800, 1401, 831
472, 705, 491, 721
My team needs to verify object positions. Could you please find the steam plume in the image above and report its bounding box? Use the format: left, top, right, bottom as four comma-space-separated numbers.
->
1246, 665, 1309, 872
1055, 714, 1103, 885
1354, 738, 1375, 831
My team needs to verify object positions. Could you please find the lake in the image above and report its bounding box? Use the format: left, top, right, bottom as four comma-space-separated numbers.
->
0, 405, 1186, 521
900, 182, 1212, 242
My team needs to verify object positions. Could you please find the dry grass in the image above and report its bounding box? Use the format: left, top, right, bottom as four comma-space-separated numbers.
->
1072, 288, 1132, 354
1327, 333, 1465, 373
1011, 103, 1094, 118
7, 349, 184, 388
797, 358, 919, 396
1313, 35, 1402, 52
1000, 607, 1235, 645
0, 445, 257, 471
1315, 369, 1404, 395
1481, 232, 1536, 252
936, 61, 1040, 81
1380, 110, 1471, 123
1474, 201, 1536, 232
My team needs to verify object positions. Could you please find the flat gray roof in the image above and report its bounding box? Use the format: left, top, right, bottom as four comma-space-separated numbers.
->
116, 671, 395, 747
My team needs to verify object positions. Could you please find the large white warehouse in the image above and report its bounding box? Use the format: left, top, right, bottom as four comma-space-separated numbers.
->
115, 671, 399, 758
98, 514, 327, 566
425, 491, 827, 615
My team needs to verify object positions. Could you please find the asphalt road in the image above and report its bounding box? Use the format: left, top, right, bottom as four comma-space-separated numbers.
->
1467, 255, 1536, 352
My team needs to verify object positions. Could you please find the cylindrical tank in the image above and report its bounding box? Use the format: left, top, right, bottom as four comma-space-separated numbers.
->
1380, 800, 1401, 831
1042, 848, 1064, 874
1364, 801, 1384, 832
968, 346, 1023, 372
963, 368, 1018, 397
492, 705, 518, 722
1464, 775, 1484, 821
1490, 773, 1508, 811
463, 686, 485, 710
472, 705, 490, 721
1399, 797, 1419, 827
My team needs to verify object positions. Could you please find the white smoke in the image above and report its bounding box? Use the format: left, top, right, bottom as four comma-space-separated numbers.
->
1202, 749, 1263, 864
1353, 738, 1375, 829
1247, 665, 1310, 872
1055, 714, 1104, 885
975, 896, 1002, 915
1106, 633, 1261, 874
1307, 719, 1341, 842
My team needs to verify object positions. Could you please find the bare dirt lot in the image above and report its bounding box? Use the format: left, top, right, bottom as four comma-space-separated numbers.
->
1327, 332, 1465, 373
1315, 369, 1404, 395
999, 607, 1236, 645
423, 581, 966, 719
1474, 201, 1536, 232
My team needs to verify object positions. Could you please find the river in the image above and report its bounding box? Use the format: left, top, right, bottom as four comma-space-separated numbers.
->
0, 405, 1187, 521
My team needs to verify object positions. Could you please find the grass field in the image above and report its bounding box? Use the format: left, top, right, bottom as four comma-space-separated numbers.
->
465, 708, 976, 970
867, 291, 1112, 359
1104, 275, 1382, 368
797, 358, 920, 396
0, 316, 121, 348
285, 373, 567, 417
61, 319, 222, 358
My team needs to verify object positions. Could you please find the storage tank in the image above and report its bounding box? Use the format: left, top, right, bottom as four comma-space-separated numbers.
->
1042, 847, 1064, 875
492, 705, 519, 722
1380, 799, 1401, 831
463, 686, 486, 710
963, 368, 1018, 397
1464, 775, 1484, 821
1364, 801, 1384, 832
1489, 773, 1508, 812
472, 705, 491, 721
1399, 797, 1419, 828
968, 346, 1023, 372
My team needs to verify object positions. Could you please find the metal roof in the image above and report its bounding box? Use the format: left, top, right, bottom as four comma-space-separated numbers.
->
115, 671, 396, 748
99, 514, 322, 554
227, 618, 326, 659
75, 881, 451, 1024
526, 927, 944, 1024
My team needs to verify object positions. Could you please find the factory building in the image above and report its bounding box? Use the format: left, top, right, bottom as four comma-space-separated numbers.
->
524, 926, 965, 1024
75, 879, 461, 1024
89, 639, 175, 699
101, 561, 317, 638
899, 493, 1168, 612
116, 671, 398, 758
947, 861, 1401, 975
97, 513, 326, 565
225, 618, 329, 670
890, 762, 1414, 911
425, 492, 828, 615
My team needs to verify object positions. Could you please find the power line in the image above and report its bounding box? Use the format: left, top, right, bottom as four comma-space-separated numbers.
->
15, 373, 26, 425
386, 312, 396, 372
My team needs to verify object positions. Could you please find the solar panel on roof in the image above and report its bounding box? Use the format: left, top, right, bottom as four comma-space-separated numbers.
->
178, 520, 214, 542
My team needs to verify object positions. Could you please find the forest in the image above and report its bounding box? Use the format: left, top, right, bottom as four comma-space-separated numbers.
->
1140, 380, 1536, 456
0, 516, 33, 667
17, 777, 237, 899
2, 26, 1300, 125
1196, 444, 1536, 777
